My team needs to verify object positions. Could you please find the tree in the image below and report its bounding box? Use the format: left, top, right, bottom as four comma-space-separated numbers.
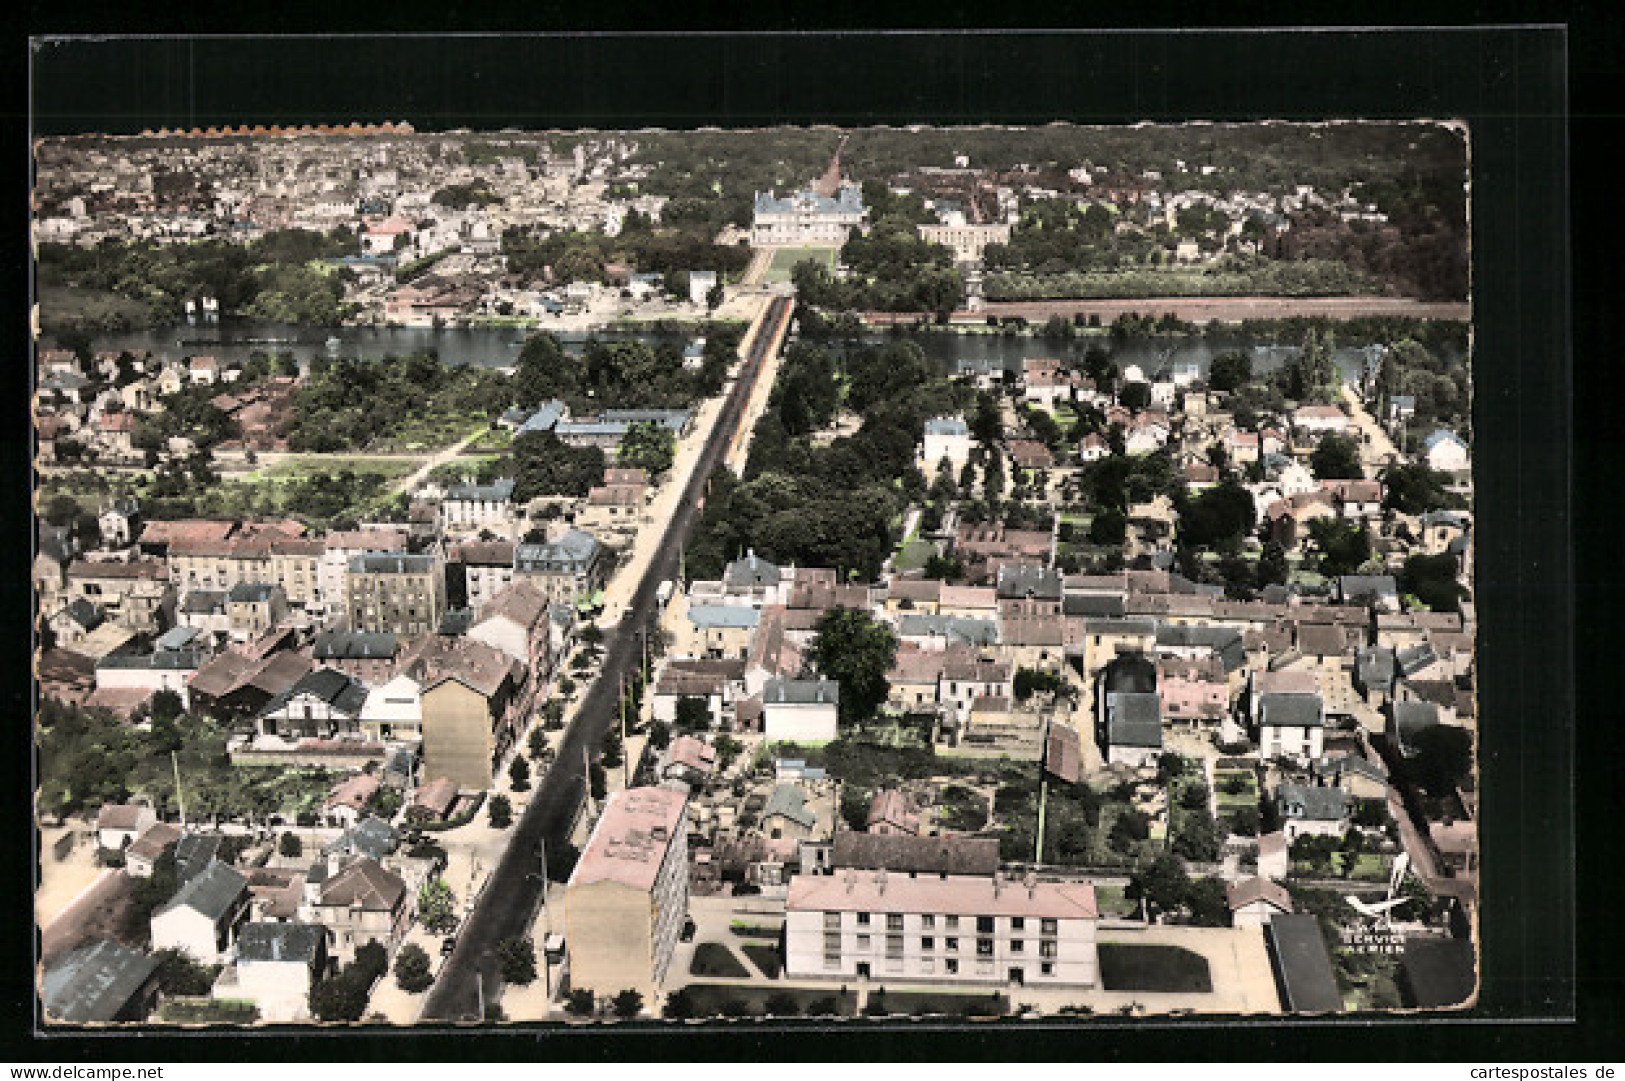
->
1382, 463, 1463, 515
354, 939, 389, 983
617, 421, 676, 478
278, 832, 302, 858
1208, 351, 1253, 393
488, 794, 513, 829
611, 988, 645, 1019
418, 877, 458, 934
150, 689, 184, 724
1109, 809, 1151, 851
1399, 552, 1465, 613
154, 950, 218, 996
713, 734, 742, 771
1307, 518, 1372, 579
393, 942, 434, 993
1127, 852, 1190, 916
1185, 877, 1231, 927
663, 268, 691, 300
1173, 810, 1224, 863
600, 726, 624, 769
1119, 381, 1152, 411
706, 282, 725, 312
528, 727, 549, 760
508, 755, 532, 792
1407, 723, 1473, 796
565, 987, 597, 1017
809, 607, 899, 726
496, 936, 537, 986
589, 762, 607, 800
309, 970, 372, 1022
1310, 433, 1364, 480
1089, 508, 1127, 546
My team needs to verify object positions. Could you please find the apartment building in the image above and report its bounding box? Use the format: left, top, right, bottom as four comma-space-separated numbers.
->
564, 786, 691, 1000
786, 870, 1099, 988
344, 553, 446, 637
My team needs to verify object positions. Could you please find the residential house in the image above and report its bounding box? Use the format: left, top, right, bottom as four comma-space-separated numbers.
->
226, 582, 288, 641
232, 922, 328, 1023
1338, 574, 1400, 614
149, 861, 250, 965
1227, 876, 1295, 928
1292, 404, 1350, 435
762, 783, 823, 842
440, 479, 516, 533
311, 630, 400, 687
1275, 783, 1350, 841
321, 528, 409, 622
256, 667, 370, 740
514, 528, 606, 609
660, 734, 717, 788
651, 658, 746, 727
324, 772, 382, 829
1094, 653, 1162, 768
96, 803, 157, 852
919, 416, 972, 474
867, 789, 921, 836
761, 678, 840, 744
579, 482, 646, 534
298, 855, 409, 963
66, 559, 173, 635
564, 786, 691, 1001
1423, 430, 1470, 474
686, 604, 760, 660
124, 822, 182, 879
1256, 692, 1326, 765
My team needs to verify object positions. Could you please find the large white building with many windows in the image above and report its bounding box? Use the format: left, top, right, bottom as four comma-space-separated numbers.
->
751, 184, 866, 246
785, 870, 1099, 988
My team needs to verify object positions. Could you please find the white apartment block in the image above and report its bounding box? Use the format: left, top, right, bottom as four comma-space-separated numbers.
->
786, 871, 1099, 988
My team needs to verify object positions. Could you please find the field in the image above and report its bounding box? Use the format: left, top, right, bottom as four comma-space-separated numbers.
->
765, 245, 839, 284
254, 455, 421, 482
1097, 942, 1214, 993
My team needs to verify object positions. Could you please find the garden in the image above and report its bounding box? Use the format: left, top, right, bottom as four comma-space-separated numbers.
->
1097, 942, 1214, 993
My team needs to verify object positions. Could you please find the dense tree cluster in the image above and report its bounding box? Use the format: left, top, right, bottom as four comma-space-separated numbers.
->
791, 257, 963, 316
501, 225, 751, 285
809, 608, 899, 727
510, 431, 605, 501
285, 353, 510, 452
513, 331, 726, 415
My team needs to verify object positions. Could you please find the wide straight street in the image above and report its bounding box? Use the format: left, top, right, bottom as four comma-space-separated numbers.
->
421, 294, 794, 1021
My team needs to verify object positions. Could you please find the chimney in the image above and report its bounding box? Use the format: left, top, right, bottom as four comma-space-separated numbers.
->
874, 869, 887, 895
1024, 870, 1038, 898
845, 867, 858, 893
993, 874, 1004, 898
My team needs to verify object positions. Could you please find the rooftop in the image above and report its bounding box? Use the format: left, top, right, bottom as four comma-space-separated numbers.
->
569, 786, 688, 893
40, 939, 160, 1023
789, 871, 1098, 920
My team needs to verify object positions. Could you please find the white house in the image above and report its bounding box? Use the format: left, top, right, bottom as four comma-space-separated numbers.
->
920, 416, 973, 474
232, 922, 328, 1023
1423, 429, 1470, 473
439, 479, 516, 533
96, 803, 157, 852
761, 678, 840, 744
1292, 404, 1350, 435
150, 861, 249, 965
1226, 875, 1294, 929
1256, 691, 1326, 765
358, 673, 424, 744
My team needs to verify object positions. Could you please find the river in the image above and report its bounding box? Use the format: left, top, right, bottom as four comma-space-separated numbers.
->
87, 318, 1427, 384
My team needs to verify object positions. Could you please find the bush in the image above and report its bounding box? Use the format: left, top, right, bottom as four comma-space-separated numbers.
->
393, 942, 434, 994
612, 988, 644, 1019
663, 988, 697, 1019
565, 987, 596, 1017
488, 794, 512, 829
764, 992, 801, 1017
278, 832, 302, 858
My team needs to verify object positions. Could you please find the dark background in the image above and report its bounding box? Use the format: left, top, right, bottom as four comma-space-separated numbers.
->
7, 5, 1609, 1062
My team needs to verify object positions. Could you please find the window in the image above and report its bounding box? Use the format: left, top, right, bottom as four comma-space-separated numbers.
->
945, 937, 959, 952
976, 916, 995, 933
977, 937, 994, 957
1040, 918, 1058, 936
824, 932, 841, 952
886, 934, 903, 957
856, 912, 870, 926
824, 911, 841, 930
945, 959, 959, 975
1011, 917, 1025, 931
1040, 940, 1057, 959
856, 934, 870, 950
886, 914, 904, 931
824, 952, 841, 970
921, 937, 935, 951
1011, 939, 1025, 953
921, 914, 936, 929
944, 915, 959, 930
1040, 963, 1054, 977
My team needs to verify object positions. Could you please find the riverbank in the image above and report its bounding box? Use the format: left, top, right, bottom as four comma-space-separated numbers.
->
864, 295, 1470, 327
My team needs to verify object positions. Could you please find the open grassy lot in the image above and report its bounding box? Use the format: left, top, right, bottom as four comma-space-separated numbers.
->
1098, 942, 1214, 993
765, 245, 839, 283
256, 455, 421, 482
689, 942, 750, 979
893, 537, 936, 572
741, 942, 783, 978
